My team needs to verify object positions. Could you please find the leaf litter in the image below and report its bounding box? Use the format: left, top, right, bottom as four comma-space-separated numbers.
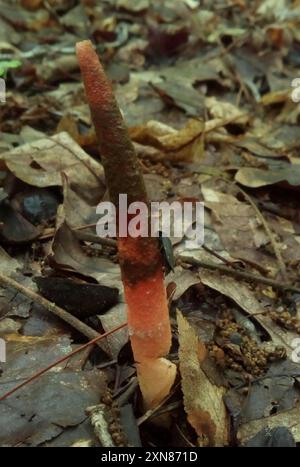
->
1, 0, 300, 447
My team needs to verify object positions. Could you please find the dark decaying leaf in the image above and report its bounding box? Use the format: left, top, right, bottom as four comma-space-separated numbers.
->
0, 200, 41, 243
0, 333, 107, 446
0, 370, 106, 446
238, 405, 300, 445
119, 404, 142, 447
34, 276, 119, 319
49, 223, 122, 290
151, 80, 204, 116
240, 376, 300, 424
15, 187, 60, 225
244, 426, 296, 447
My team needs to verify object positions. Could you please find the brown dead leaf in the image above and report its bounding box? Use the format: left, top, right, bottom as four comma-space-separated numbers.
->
130, 119, 205, 162
201, 182, 276, 273
177, 310, 228, 446
0, 132, 105, 205
50, 222, 122, 290
166, 266, 200, 301
235, 166, 300, 189
116, 0, 149, 13
205, 97, 249, 125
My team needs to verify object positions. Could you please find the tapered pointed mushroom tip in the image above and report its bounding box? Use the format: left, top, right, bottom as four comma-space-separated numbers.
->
75, 40, 93, 55
75, 40, 105, 76
75, 39, 113, 107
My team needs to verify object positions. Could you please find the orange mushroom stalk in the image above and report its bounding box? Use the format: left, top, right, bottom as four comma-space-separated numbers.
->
76, 40, 176, 408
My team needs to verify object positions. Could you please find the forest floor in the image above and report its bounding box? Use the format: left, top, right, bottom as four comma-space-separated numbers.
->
1, 0, 300, 447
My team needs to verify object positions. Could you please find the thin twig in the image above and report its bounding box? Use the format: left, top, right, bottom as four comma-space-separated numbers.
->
76, 231, 117, 247
202, 244, 236, 267
39, 223, 98, 241
152, 400, 182, 418
236, 185, 288, 281
0, 322, 127, 402
114, 377, 139, 406
178, 255, 300, 294
0, 272, 105, 345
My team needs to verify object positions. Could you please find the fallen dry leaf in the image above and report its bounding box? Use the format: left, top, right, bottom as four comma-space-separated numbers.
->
49, 222, 122, 290
0, 132, 105, 204
235, 166, 300, 189
177, 310, 228, 446
130, 119, 205, 162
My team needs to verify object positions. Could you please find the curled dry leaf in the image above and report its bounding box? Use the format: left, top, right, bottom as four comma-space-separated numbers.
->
0, 132, 105, 204
166, 266, 200, 301
0, 201, 41, 244
151, 79, 205, 116
177, 310, 228, 446
130, 115, 247, 162
205, 96, 249, 125
61, 175, 98, 229
129, 119, 205, 162
49, 222, 122, 291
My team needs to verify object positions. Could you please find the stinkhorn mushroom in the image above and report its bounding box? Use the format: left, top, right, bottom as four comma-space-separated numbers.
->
76, 40, 176, 409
